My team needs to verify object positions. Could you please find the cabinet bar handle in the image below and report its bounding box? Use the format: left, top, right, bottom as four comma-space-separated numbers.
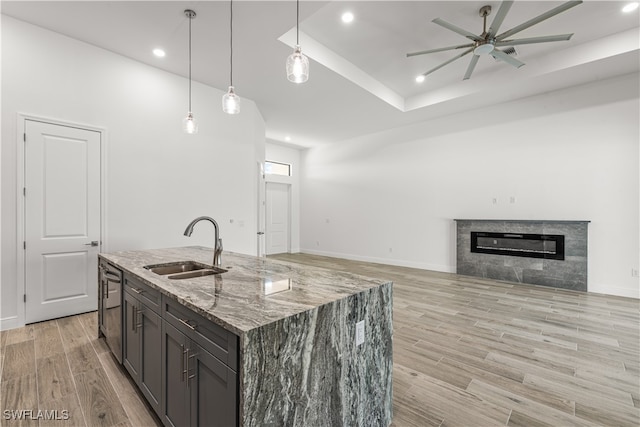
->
131, 288, 143, 294
131, 306, 136, 332
136, 307, 143, 330
182, 346, 188, 383
177, 318, 196, 331
187, 351, 197, 387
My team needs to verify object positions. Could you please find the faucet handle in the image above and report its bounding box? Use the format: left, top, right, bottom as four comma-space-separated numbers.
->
217, 238, 223, 252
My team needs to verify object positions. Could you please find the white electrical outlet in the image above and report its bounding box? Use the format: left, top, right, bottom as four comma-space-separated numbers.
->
632, 269, 639, 278
356, 320, 365, 346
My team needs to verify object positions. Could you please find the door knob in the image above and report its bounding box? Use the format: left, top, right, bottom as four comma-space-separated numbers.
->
84, 241, 99, 247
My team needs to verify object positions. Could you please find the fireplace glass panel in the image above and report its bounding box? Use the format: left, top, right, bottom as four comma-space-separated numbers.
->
471, 232, 564, 260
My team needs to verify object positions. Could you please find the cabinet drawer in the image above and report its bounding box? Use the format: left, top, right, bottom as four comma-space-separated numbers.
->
124, 274, 161, 314
163, 296, 238, 371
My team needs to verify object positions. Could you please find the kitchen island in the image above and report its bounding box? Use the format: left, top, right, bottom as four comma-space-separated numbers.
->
99, 246, 393, 427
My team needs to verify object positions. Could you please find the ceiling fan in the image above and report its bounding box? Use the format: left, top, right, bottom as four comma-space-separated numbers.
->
407, 0, 583, 80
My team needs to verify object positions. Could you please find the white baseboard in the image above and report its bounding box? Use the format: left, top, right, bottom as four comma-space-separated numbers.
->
0, 316, 22, 331
587, 284, 640, 299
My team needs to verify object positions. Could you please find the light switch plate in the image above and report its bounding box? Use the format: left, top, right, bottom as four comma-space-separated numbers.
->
356, 320, 365, 346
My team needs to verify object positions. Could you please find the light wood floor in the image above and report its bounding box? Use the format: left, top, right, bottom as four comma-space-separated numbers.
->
270, 253, 640, 427
0, 311, 160, 427
1, 254, 638, 426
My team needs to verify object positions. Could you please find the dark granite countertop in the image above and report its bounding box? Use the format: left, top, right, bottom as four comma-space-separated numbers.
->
99, 246, 390, 337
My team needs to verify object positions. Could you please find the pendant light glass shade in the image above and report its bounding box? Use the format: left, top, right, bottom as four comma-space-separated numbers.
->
286, 0, 309, 84
286, 45, 309, 83
222, 86, 240, 114
223, 0, 241, 114
182, 112, 198, 134
183, 9, 198, 134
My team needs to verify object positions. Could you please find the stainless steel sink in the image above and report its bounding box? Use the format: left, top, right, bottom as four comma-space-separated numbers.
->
168, 267, 227, 280
144, 261, 227, 280
144, 261, 211, 275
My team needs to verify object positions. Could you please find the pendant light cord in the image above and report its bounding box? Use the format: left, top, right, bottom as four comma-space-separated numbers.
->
296, 0, 300, 45
188, 12, 192, 112
230, 0, 233, 87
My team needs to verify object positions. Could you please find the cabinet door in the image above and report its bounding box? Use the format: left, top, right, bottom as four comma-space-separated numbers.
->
162, 322, 190, 427
123, 291, 140, 382
140, 305, 162, 418
189, 343, 237, 427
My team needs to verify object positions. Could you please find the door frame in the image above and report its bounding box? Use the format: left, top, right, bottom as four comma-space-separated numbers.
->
15, 113, 108, 327
265, 182, 292, 255
256, 161, 266, 258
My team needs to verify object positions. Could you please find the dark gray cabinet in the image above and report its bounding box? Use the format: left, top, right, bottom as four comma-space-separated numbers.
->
162, 322, 190, 427
190, 340, 237, 427
123, 274, 162, 418
116, 273, 238, 426
162, 297, 238, 427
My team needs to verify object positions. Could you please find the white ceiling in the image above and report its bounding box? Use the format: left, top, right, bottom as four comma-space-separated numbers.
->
2, 1, 639, 148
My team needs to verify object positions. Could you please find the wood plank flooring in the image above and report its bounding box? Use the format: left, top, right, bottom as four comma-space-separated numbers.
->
1, 253, 638, 426
269, 253, 640, 427
0, 312, 160, 427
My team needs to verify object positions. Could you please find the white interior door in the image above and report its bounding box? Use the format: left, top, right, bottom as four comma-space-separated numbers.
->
24, 120, 101, 323
265, 182, 290, 255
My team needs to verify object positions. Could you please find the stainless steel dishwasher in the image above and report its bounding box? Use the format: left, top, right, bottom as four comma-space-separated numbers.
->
98, 259, 123, 363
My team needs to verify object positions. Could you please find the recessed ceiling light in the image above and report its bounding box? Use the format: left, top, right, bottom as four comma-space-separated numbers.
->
622, 2, 639, 12
153, 48, 166, 58
341, 12, 354, 23
284, 136, 292, 142
415, 75, 425, 83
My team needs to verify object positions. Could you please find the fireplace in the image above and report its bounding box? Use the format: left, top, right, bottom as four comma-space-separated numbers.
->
455, 220, 589, 292
471, 232, 564, 260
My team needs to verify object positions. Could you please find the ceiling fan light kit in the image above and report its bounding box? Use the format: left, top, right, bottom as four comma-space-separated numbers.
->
407, 0, 583, 81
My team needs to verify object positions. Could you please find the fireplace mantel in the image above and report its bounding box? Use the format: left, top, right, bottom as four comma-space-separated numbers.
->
455, 219, 590, 291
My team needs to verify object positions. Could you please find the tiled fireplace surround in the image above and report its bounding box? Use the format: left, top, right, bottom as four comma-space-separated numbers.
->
455, 220, 590, 292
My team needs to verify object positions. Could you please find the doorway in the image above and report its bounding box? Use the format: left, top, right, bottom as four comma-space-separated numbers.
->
265, 182, 291, 255
21, 118, 103, 323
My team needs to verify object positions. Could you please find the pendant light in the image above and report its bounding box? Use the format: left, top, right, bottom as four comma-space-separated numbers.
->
286, 0, 309, 83
182, 9, 198, 134
222, 0, 240, 114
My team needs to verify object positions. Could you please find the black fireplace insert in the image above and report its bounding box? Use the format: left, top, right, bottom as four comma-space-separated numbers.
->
471, 232, 565, 260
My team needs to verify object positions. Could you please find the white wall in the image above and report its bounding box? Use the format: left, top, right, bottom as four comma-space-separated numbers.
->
1, 16, 266, 328
300, 73, 640, 299
265, 141, 301, 253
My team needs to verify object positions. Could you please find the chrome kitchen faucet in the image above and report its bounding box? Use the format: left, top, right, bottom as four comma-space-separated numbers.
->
184, 216, 223, 266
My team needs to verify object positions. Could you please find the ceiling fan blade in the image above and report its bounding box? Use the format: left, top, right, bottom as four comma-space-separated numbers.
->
490, 49, 525, 68
488, 1, 514, 38
407, 43, 474, 57
497, 33, 574, 47
496, 0, 582, 41
432, 18, 482, 42
419, 48, 474, 77
463, 55, 480, 80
